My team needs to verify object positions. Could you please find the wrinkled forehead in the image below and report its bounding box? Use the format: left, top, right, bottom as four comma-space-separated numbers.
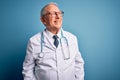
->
44, 4, 61, 12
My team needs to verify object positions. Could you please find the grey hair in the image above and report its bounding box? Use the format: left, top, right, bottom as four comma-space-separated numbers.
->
40, 2, 58, 17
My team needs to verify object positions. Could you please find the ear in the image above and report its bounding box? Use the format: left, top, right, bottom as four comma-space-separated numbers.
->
40, 16, 46, 25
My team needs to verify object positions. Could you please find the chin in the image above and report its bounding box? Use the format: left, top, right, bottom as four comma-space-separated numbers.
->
56, 26, 61, 29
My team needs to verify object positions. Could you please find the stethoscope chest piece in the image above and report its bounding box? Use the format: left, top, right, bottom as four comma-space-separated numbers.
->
39, 52, 44, 58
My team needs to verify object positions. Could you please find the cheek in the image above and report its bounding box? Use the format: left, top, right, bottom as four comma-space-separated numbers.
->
45, 18, 52, 25
48, 18, 54, 23
59, 19, 63, 25
46, 18, 63, 26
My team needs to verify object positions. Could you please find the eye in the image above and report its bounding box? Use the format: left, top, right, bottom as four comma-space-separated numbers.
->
47, 12, 51, 15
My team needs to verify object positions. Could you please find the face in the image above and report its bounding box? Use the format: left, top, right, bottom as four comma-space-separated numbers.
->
41, 4, 63, 34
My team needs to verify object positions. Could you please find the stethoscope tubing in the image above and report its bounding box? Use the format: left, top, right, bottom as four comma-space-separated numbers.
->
40, 29, 70, 60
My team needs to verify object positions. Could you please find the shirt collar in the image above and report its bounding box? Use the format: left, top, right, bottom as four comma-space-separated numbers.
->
45, 28, 62, 39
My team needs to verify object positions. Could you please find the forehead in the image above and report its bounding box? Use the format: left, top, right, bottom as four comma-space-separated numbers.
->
44, 4, 60, 12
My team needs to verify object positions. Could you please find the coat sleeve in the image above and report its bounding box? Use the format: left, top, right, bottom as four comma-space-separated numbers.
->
75, 37, 85, 80
22, 39, 36, 80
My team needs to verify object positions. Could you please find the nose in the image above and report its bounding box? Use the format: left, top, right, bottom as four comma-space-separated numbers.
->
55, 13, 60, 19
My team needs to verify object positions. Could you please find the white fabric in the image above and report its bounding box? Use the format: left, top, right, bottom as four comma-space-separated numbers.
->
22, 29, 84, 80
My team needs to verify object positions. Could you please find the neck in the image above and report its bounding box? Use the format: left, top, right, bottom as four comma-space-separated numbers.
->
47, 28, 60, 34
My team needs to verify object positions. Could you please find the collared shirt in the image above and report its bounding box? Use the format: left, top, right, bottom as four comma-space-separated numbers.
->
45, 29, 61, 38
22, 28, 84, 80
45, 29, 61, 48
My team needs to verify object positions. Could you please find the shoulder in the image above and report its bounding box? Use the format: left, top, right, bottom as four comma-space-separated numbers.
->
63, 30, 79, 52
29, 32, 41, 43
63, 30, 77, 40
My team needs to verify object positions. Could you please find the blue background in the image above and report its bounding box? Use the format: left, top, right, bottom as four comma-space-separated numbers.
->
0, 0, 120, 80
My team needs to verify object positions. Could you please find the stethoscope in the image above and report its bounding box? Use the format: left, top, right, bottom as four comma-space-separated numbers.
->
39, 29, 70, 60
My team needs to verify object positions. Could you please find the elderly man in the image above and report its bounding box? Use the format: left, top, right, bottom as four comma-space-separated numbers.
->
22, 2, 84, 80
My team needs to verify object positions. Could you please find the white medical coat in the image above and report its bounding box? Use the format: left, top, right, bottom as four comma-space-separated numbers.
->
22, 29, 84, 80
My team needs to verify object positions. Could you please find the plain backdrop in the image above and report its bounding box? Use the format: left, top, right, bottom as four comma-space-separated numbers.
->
0, 0, 120, 80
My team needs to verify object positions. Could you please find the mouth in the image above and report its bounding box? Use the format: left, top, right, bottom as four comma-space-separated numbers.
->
54, 21, 59, 24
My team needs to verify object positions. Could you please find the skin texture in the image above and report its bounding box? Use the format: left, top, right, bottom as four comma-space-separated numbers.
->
40, 4, 63, 34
